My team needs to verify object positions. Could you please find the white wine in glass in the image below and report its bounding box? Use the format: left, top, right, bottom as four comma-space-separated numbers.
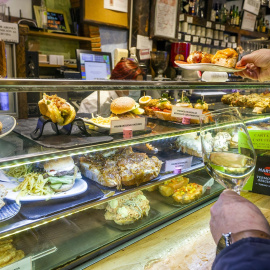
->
200, 108, 256, 194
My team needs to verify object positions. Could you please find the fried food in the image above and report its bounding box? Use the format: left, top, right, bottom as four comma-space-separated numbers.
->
38, 93, 76, 126
211, 48, 238, 68
172, 183, 203, 204
0, 250, 25, 268
159, 176, 189, 197
187, 51, 213, 64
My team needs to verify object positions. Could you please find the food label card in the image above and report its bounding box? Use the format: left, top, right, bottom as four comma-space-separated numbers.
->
1, 256, 32, 270
165, 156, 193, 172
171, 106, 203, 120
110, 118, 146, 134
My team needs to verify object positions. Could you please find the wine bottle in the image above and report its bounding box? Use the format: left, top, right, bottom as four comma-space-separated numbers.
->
40, 0, 47, 31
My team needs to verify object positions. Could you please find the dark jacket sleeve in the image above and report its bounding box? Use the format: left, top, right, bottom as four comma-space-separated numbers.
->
212, 237, 270, 270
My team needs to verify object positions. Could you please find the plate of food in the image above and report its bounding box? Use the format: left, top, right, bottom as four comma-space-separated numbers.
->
175, 48, 246, 72
0, 184, 20, 222
3, 157, 88, 203
0, 115, 16, 138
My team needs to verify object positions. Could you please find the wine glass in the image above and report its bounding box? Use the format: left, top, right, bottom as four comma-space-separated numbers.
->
150, 51, 169, 81
200, 108, 256, 194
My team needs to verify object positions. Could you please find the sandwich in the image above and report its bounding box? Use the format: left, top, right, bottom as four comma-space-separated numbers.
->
187, 51, 213, 64
38, 93, 76, 126
79, 147, 162, 189
110, 96, 144, 118
211, 48, 238, 68
104, 191, 150, 225
43, 156, 79, 192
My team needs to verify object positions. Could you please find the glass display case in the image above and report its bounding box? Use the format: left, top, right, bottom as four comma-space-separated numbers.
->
0, 79, 269, 270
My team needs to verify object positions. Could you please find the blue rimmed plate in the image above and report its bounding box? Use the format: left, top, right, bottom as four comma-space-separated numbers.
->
0, 200, 20, 222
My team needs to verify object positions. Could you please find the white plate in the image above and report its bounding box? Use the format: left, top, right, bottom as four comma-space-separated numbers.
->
3, 178, 87, 202
0, 200, 20, 222
81, 117, 110, 129
174, 61, 246, 73
0, 115, 16, 138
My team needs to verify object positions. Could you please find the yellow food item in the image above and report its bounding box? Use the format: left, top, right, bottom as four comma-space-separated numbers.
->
159, 176, 189, 197
90, 115, 119, 126
172, 183, 203, 204
139, 96, 152, 106
6, 165, 32, 179
13, 173, 53, 204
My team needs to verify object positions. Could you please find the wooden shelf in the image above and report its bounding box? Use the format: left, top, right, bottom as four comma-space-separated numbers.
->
26, 31, 94, 42
181, 14, 269, 39
39, 63, 77, 69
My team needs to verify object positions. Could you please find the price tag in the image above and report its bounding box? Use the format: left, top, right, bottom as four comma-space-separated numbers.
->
206, 38, 212, 45
215, 24, 221, 30
139, 49, 150, 60
184, 35, 191, 42
232, 42, 237, 48
187, 16, 193, 23
214, 40, 219, 46
110, 118, 146, 134
171, 106, 203, 119
200, 37, 206, 44
221, 41, 226, 47
220, 25, 225, 31
227, 42, 232, 48
179, 14, 185, 21
165, 156, 193, 172
192, 36, 199, 43
1, 257, 32, 270
206, 21, 212, 28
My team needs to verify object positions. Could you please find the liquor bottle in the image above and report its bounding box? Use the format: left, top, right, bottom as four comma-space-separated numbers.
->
230, 5, 235, 25
235, 6, 239, 26
214, 3, 219, 22
40, 0, 47, 31
220, 4, 227, 24
261, 17, 266, 33
189, 0, 195, 16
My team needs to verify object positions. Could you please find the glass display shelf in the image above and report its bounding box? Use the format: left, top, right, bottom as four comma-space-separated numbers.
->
2, 167, 223, 270
0, 112, 268, 169
0, 79, 269, 92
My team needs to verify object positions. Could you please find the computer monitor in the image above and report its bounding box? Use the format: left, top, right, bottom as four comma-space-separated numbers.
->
76, 49, 112, 80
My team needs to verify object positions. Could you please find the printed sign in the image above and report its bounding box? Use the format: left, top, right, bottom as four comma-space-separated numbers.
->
139, 49, 150, 60
179, 14, 185, 21
171, 106, 203, 119
1, 257, 32, 270
206, 38, 212, 45
110, 118, 146, 134
187, 16, 193, 23
206, 21, 212, 28
214, 40, 219, 46
193, 36, 199, 43
165, 156, 193, 172
184, 35, 191, 42
0, 22, 18, 43
200, 37, 206, 44
252, 156, 270, 195
249, 130, 270, 150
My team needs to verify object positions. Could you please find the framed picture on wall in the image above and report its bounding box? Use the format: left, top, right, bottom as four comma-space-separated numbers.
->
241, 10, 257, 31
34, 6, 71, 33
150, 0, 179, 40
242, 0, 260, 16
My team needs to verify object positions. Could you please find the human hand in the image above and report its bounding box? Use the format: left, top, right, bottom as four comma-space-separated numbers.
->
235, 49, 270, 82
210, 190, 270, 244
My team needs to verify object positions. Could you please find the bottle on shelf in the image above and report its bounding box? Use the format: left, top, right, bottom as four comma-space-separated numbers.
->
40, 0, 47, 31
230, 5, 235, 25
235, 6, 239, 26
261, 17, 266, 33
129, 47, 138, 63
214, 3, 219, 22
189, 0, 195, 16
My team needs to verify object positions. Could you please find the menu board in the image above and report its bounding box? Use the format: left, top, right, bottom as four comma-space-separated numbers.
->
47, 10, 70, 33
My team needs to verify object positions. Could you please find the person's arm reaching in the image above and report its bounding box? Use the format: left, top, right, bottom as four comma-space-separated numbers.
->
211, 190, 270, 269
235, 49, 270, 82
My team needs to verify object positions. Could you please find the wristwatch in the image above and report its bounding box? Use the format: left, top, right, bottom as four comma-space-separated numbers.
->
216, 230, 270, 255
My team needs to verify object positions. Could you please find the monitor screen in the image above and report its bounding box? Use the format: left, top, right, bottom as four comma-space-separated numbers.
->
76, 50, 112, 80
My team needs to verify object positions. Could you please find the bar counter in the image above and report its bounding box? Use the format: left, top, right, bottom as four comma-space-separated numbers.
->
89, 192, 270, 270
